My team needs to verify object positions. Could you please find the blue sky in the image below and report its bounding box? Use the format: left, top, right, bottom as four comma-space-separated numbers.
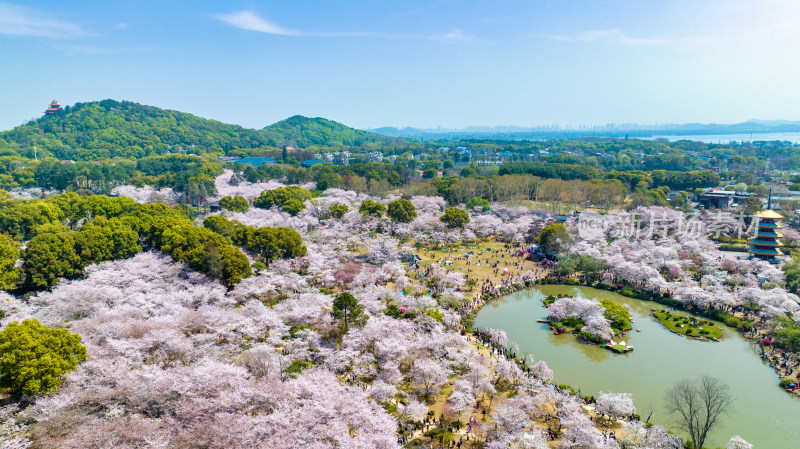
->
1, 0, 799, 131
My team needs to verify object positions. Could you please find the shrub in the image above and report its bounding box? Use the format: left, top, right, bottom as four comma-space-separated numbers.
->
252, 261, 267, 273
557, 384, 577, 395
579, 332, 606, 344
385, 305, 402, 318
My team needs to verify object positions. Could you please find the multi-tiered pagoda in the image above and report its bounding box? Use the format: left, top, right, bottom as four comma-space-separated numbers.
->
44, 100, 61, 115
749, 209, 784, 262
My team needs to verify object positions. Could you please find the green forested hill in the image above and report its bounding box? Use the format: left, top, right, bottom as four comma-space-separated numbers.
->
262, 115, 394, 148
0, 101, 393, 162
0, 100, 279, 160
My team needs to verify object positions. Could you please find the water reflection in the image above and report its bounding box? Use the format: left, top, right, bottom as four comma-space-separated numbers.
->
474, 285, 800, 448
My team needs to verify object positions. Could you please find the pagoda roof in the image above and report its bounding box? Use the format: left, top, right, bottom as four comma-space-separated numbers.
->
749, 246, 783, 256
749, 238, 784, 246
756, 210, 783, 219
757, 221, 782, 228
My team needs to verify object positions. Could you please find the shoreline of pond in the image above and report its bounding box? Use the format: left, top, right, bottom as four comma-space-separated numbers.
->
461, 276, 798, 397
472, 283, 800, 448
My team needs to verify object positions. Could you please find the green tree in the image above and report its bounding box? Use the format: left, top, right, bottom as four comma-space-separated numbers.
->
784, 251, 800, 296
359, 200, 386, 218
332, 292, 366, 332
282, 198, 306, 216
599, 299, 632, 333
466, 197, 490, 212
159, 224, 228, 270
85, 195, 137, 219
329, 203, 349, 219
0, 201, 63, 240
157, 223, 252, 285
74, 217, 141, 266
536, 222, 570, 254
247, 227, 307, 266
740, 196, 763, 221
22, 233, 82, 288
0, 235, 20, 289
219, 195, 249, 212
440, 207, 470, 229
203, 215, 239, 239
773, 315, 800, 352
0, 319, 87, 396
44, 192, 87, 225
220, 245, 252, 287
253, 186, 312, 209
386, 199, 417, 224
576, 255, 607, 279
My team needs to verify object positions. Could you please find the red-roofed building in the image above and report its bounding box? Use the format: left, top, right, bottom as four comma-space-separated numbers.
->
44, 100, 61, 115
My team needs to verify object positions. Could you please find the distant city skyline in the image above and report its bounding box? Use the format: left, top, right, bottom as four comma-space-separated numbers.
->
2, 0, 800, 132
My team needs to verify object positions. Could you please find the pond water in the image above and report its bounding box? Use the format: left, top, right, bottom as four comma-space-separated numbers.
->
474, 285, 800, 448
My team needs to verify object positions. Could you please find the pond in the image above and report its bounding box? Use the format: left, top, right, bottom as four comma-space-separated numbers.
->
474, 285, 800, 448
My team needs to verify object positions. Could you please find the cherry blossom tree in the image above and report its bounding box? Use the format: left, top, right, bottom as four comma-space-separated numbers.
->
412, 358, 448, 398
490, 400, 532, 434
726, 435, 753, 449
595, 392, 635, 419
530, 361, 553, 380
548, 297, 613, 340
486, 430, 549, 449
446, 379, 476, 416
623, 421, 681, 449
111, 185, 180, 204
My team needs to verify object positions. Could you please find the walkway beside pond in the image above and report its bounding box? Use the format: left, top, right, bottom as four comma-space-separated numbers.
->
474, 285, 800, 448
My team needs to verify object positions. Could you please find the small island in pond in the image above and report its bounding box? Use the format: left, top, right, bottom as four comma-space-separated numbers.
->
653, 309, 722, 341
543, 294, 634, 353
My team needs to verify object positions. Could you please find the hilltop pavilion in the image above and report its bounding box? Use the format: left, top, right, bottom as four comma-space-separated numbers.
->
44, 100, 61, 115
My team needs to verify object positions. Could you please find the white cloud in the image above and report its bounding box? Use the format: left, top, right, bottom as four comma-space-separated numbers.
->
214, 10, 473, 42
0, 3, 85, 39
436, 29, 472, 42
545, 29, 665, 46
213, 11, 297, 36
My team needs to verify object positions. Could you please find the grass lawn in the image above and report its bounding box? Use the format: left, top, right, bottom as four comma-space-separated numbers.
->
653, 309, 723, 340
607, 343, 632, 353
413, 238, 541, 300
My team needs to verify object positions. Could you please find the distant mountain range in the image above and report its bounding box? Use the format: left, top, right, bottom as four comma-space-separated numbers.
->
371, 120, 800, 140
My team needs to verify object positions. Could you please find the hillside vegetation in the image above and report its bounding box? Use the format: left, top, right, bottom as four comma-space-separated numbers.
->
0, 101, 392, 161
262, 115, 394, 147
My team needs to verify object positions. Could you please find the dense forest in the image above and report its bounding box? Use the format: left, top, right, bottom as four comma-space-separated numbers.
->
0, 100, 276, 160
0, 100, 399, 161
